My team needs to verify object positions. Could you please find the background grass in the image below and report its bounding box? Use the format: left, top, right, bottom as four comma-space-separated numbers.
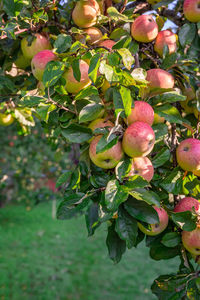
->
0, 202, 180, 300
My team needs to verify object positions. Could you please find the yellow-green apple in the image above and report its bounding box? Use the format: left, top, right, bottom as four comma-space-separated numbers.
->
31, 50, 57, 81
147, 0, 161, 4
153, 113, 165, 124
127, 101, 154, 126
63, 60, 91, 94
128, 157, 154, 181
138, 206, 169, 236
183, 0, 200, 23
181, 87, 196, 114
146, 69, 175, 90
176, 138, 200, 172
84, 27, 103, 44
89, 135, 124, 169
15, 50, 31, 69
154, 30, 177, 57
122, 121, 155, 157
98, 39, 116, 50
21, 33, 52, 60
72, 0, 100, 28
182, 225, 200, 255
174, 197, 200, 213
0, 113, 14, 126
131, 15, 158, 43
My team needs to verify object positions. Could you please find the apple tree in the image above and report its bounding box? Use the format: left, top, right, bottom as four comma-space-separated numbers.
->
0, 0, 200, 297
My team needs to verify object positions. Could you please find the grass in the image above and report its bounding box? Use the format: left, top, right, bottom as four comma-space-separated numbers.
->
0, 202, 180, 300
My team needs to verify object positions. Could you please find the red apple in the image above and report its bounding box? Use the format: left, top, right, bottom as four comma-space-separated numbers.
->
63, 60, 91, 94
72, 0, 100, 28
182, 225, 200, 255
183, 0, 200, 23
89, 135, 124, 169
138, 206, 169, 236
31, 50, 57, 81
146, 69, 175, 90
174, 197, 200, 213
98, 39, 116, 50
154, 30, 177, 57
127, 101, 154, 126
176, 138, 200, 172
128, 157, 154, 181
131, 15, 158, 43
122, 121, 155, 158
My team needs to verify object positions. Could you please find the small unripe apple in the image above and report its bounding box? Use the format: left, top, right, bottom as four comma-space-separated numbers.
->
72, 0, 100, 28
122, 121, 155, 158
98, 39, 116, 50
21, 33, 52, 60
0, 113, 14, 126
63, 60, 91, 94
131, 15, 158, 43
89, 135, 124, 169
31, 50, 57, 81
84, 27, 103, 45
138, 206, 169, 236
154, 30, 177, 57
15, 50, 31, 69
128, 157, 154, 181
182, 226, 200, 256
146, 69, 175, 90
127, 101, 154, 126
176, 138, 200, 172
183, 0, 200, 23
174, 197, 200, 213
153, 113, 165, 124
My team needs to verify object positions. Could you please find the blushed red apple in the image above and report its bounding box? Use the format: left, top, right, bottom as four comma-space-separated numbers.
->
182, 225, 200, 255
174, 197, 200, 213
128, 157, 154, 181
131, 15, 158, 43
176, 138, 200, 172
98, 39, 116, 50
31, 50, 57, 81
146, 69, 175, 90
154, 30, 177, 57
127, 101, 154, 126
183, 0, 200, 23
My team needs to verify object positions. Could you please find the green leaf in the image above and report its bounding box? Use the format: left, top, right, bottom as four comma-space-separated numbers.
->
79, 103, 104, 123
131, 68, 148, 84
61, 124, 92, 143
72, 58, 81, 82
54, 34, 72, 53
154, 104, 189, 125
161, 53, 178, 69
152, 148, 171, 168
85, 202, 99, 236
117, 48, 134, 70
150, 243, 180, 261
107, 6, 129, 22
56, 171, 72, 188
123, 175, 149, 189
115, 206, 138, 249
14, 108, 35, 126
106, 223, 126, 263
153, 0, 174, 9
43, 61, 65, 87
128, 189, 160, 207
36, 103, 56, 123
152, 123, 168, 143
119, 86, 132, 117
115, 157, 132, 182
124, 198, 159, 224
96, 133, 119, 154
160, 168, 183, 195
105, 180, 128, 212
152, 92, 186, 105
179, 23, 196, 47
171, 211, 197, 231
161, 232, 181, 248
75, 86, 99, 100
20, 96, 43, 107
88, 53, 100, 83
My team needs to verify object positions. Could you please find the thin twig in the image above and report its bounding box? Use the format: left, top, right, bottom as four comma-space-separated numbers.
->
140, 49, 159, 68
47, 88, 76, 114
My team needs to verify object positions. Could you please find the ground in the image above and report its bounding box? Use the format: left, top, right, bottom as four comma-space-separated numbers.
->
0, 202, 179, 300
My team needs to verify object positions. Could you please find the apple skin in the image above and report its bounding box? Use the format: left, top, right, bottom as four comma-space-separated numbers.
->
127, 101, 154, 126
181, 87, 196, 114
89, 135, 124, 169
15, 51, 31, 69
174, 197, 200, 213
122, 121, 155, 158
84, 27, 103, 45
98, 39, 116, 50
131, 15, 158, 43
182, 226, 200, 256
31, 50, 57, 81
183, 0, 200, 23
128, 157, 154, 181
146, 69, 175, 90
72, 0, 100, 28
21, 33, 52, 60
153, 113, 165, 124
154, 30, 177, 57
63, 60, 91, 94
88, 118, 114, 142
138, 206, 169, 236
0, 113, 14, 126
176, 138, 200, 172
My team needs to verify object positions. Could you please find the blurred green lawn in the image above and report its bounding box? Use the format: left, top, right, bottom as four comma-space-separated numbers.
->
0, 202, 179, 300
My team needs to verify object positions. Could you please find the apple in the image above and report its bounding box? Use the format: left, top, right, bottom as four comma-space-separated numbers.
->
174, 197, 200, 213
88, 118, 114, 142
176, 138, 200, 172
147, 0, 161, 4
154, 30, 177, 57
89, 135, 124, 169
127, 101, 154, 126
181, 87, 196, 114
138, 206, 169, 236
21, 33, 52, 60
63, 60, 91, 94
98, 39, 116, 50
122, 121, 155, 158
84, 27, 103, 45
182, 225, 200, 256
183, 0, 200, 23
153, 113, 165, 124
72, 0, 100, 28
146, 69, 175, 90
31, 50, 57, 81
0, 113, 14, 126
131, 15, 158, 43
128, 157, 154, 181
15, 50, 31, 69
